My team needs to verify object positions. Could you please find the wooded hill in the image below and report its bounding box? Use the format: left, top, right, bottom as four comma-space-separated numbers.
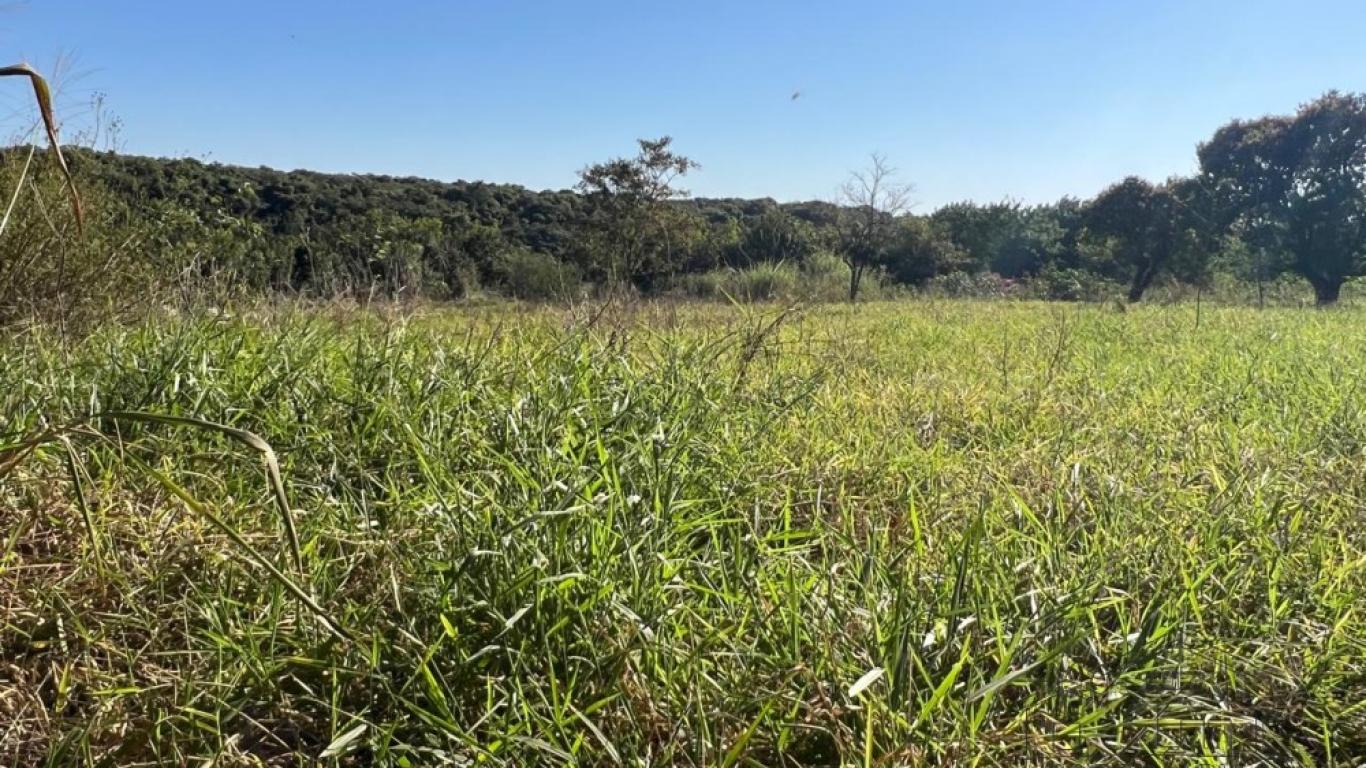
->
9, 91, 1364, 307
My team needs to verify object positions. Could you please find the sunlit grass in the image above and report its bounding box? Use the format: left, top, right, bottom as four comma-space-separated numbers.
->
2, 300, 1363, 765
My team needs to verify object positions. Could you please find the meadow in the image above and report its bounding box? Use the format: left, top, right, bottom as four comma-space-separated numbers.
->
2, 299, 1364, 766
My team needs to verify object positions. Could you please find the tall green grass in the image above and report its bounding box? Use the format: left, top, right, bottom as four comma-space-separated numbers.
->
2, 300, 1363, 765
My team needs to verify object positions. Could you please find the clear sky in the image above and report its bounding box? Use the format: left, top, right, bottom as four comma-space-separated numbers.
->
4, 1, 1365, 208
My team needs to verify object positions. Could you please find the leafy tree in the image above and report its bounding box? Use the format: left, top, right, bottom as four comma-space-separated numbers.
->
1166, 179, 1221, 291
320, 210, 442, 297
883, 216, 966, 285
930, 201, 1019, 273
1199, 91, 1366, 304
732, 205, 817, 267
926, 200, 1084, 279
575, 136, 699, 290
834, 155, 911, 301
991, 205, 1065, 278
1039, 197, 1088, 270
1083, 176, 1204, 302
34, 93, 1366, 307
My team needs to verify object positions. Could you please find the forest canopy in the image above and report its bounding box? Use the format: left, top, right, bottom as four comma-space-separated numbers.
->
12, 90, 1364, 307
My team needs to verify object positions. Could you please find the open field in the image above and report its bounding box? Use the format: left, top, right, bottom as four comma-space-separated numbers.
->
2, 300, 1365, 766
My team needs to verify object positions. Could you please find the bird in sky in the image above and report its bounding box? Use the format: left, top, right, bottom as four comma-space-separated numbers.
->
791, 90, 801, 101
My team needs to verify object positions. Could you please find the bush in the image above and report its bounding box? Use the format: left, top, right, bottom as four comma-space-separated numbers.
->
493, 248, 582, 301
670, 264, 796, 301
670, 254, 881, 303
920, 271, 1018, 299
1148, 272, 1318, 307
731, 261, 798, 300
1019, 265, 1119, 302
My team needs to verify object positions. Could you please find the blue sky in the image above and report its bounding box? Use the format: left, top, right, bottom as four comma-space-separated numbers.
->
4, 1, 1365, 207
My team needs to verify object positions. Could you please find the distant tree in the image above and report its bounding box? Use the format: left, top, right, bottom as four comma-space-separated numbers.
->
457, 219, 509, 288
732, 206, 817, 267
991, 205, 1066, 278
784, 200, 842, 230
1083, 176, 1204, 302
1040, 196, 1088, 270
1166, 179, 1221, 292
834, 155, 912, 301
666, 204, 711, 275
883, 216, 966, 285
928, 201, 1028, 274
1199, 91, 1366, 305
575, 136, 699, 290
690, 217, 741, 273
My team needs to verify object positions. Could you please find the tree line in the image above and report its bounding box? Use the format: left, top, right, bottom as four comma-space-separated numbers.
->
14, 90, 1364, 308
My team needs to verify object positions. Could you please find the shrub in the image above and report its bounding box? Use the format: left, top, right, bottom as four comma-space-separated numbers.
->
669, 265, 792, 301
728, 261, 798, 301
494, 248, 582, 301
920, 271, 1018, 299
670, 255, 880, 303
1019, 265, 1119, 302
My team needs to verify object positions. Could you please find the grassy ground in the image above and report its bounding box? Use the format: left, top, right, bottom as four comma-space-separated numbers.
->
2, 300, 1364, 766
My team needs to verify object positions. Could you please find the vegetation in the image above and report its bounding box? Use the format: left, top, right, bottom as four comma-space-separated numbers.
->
1199, 91, 1366, 305
0, 62, 81, 228
4, 302, 1364, 765
833, 155, 913, 302
3, 65, 1366, 764
10, 91, 1354, 312
1082, 177, 1206, 303
574, 136, 700, 291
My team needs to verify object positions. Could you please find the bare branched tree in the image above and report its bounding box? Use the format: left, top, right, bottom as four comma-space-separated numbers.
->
835, 154, 911, 301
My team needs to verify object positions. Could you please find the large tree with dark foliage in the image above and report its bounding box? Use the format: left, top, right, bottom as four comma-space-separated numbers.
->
930, 201, 1019, 274
882, 216, 966, 285
1083, 176, 1206, 302
1199, 91, 1366, 305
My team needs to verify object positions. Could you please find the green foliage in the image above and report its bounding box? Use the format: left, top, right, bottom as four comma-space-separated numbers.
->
0, 63, 82, 228
883, 215, 967, 285
675, 261, 800, 301
493, 248, 581, 301
574, 136, 700, 289
672, 254, 856, 302
3, 93, 1365, 314
1022, 264, 1119, 302
921, 270, 1019, 298
1082, 176, 1209, 302
930, 200, 1020, 272
729, 205, 820, 267
992, 206, 1066, 278
1200, 91, 1366, 304
0, 156, 147, 327
926, 201, 1083, 279
5, 302, 1364, 764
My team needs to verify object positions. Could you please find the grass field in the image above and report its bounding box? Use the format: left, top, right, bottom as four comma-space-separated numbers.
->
2, 300, 1364, 766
